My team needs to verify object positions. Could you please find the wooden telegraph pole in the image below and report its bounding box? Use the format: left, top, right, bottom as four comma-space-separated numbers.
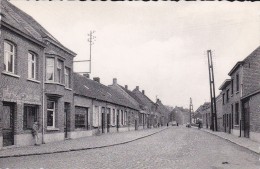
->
189, 97, 193, 124
207, 50, 218, 131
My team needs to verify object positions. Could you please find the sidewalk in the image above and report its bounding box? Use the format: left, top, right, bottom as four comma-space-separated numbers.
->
193, 127, 260, 155
0, 127, 168, 158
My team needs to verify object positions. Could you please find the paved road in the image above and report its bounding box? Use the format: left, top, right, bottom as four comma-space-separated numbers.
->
1, 127, 259, 169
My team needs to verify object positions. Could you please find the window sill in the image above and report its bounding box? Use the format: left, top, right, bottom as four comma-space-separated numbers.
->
27, 78, 41, 84
2, 71, 20, 78
236, 91, 239, 94
47, 127, 60, 131
234, 125, 239, 127
65, 87, 72, 91
45, 82, 65, 87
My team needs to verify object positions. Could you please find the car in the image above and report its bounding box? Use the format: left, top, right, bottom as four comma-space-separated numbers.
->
171, 121, 177, 126
186, 123, 191, 128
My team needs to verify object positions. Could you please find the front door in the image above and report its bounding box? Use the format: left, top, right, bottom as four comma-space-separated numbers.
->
243, 102, 250, 138
3, 103, 14, 147
101, 113, 105, 133
107, 113, 110, 133
229, 114, 231, 134
116, 113, 119, 132
64, 103, 70, 139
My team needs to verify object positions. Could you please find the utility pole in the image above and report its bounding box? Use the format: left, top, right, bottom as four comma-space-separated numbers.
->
189, 97, 193, 124
73, 30, 96, 74
207, 50, 218, 131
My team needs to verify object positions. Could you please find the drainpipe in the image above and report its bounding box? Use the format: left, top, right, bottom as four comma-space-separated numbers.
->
42, 52, 45, 144
239, 65, 244, 137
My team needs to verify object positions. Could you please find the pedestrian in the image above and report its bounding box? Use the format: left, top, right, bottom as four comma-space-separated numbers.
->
32, 121, 40, 146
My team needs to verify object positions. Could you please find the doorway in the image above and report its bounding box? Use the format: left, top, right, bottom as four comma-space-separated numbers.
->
243, 101, 250, 138
3, 102, 15, 147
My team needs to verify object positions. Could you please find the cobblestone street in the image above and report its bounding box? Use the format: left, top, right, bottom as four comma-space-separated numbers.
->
0, 127, 259, 169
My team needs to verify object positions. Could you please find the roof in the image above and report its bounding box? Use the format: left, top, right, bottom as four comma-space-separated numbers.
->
219, 79, 231, 90
195, 102, 210, 113
73, 73, 139, 110
119, 86, 144, 109
132, 88, 155, 111
1, 0, 76, 56
155, 99, 171, 116
228, 61, 244, 76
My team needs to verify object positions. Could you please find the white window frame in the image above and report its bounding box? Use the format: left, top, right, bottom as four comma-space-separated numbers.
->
46, 57, 55, 82
47, 100, 55, 128
4, 41, 15, 73
28, 52, 36, 79
57, 60, 63, 84
65, 67, 70, 88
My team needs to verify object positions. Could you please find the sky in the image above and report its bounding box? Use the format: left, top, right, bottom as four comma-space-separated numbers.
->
9, 0, 260, 110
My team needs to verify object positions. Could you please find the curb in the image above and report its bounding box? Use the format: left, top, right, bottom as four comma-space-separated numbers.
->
0, 127, 169, 159
194, 127, 260, 156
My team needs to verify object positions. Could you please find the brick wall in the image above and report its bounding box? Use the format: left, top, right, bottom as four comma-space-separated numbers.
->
1, 27, 44, 136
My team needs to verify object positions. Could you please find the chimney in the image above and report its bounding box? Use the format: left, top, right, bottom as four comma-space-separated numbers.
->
136, 86, 139, 91
125, 85, 128, 90
142, 90, 145, 95
113, 78, 117, 85
83, 73, 89, 78
93, 77, 100, 83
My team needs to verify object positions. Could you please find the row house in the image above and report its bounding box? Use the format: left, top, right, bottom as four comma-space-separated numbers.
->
155, 98, 171, 126
218, 46, 260, 142
108, 78, 148, 130
0, 0, 76, 148
73, 74, 140, 138
195, 103, 211, 128
132, 86, 160, 128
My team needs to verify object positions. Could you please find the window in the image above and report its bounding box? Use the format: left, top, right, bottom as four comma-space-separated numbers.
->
236, 74, 239, 92
46, 58, 55, 82
226, 89, 229, 102
57, 60, 63, 84
121, 110, 124, 125
112, 109, 115, 125
75, 107, 88, 129
65, 67, 70, 88
231, 104, 233, 129
235, 103, 239, 125
47, 100, 55, 128
223, 115, 225, 127
124, 111, 127, 125
28, 52, 37, 79
23, 105, 38, 130
4, 41, 15, 73
222, 93, 225, 105
231, 79, 234, 95
93, 106, 99, 127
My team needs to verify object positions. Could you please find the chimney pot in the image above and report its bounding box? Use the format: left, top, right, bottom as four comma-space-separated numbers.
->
93, 77, 100, 83
125, 85, 128, 90
136, 86, 139, 90
113, 78, 117, 85
142, 90, 145, 95
83, 73, 89, 78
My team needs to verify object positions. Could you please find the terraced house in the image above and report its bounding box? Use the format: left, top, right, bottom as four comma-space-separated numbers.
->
73, 74, 140, 137
0, 0, 76, 149
216, 46, 260, 142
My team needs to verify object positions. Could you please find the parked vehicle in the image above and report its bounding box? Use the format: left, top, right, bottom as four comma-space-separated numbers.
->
186, 123, 191, 128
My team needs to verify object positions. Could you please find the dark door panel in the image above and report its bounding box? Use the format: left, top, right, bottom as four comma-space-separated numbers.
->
3, 103, 14, 147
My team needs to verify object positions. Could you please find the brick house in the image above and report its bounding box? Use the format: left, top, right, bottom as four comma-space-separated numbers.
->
155, 98, 171, 126
108, 78, 144, 129
216, 94, 224, 132
132, 86, 159, 128
73, 74, 140, 137
217, 46, 260, 142
0, 0, 76, 148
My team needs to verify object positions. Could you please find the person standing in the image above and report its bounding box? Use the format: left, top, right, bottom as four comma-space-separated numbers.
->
32, 121, 40, 146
